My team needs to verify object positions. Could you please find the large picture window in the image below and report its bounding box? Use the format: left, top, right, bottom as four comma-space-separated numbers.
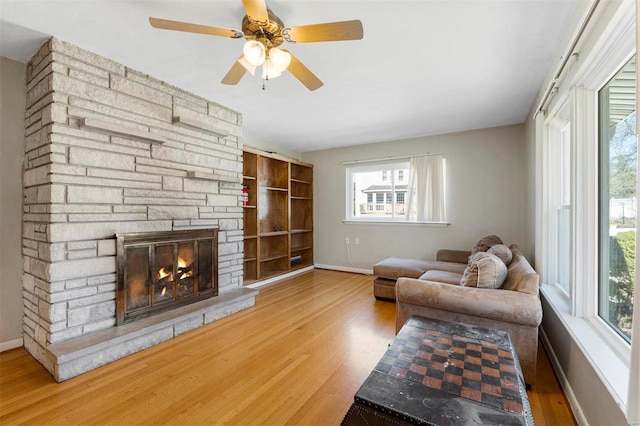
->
346, 161, 410, 220
345, 155, 446, 222
598, 55, 636, 342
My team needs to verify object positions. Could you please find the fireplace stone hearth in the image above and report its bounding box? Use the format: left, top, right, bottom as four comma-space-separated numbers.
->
48, 287, 256, 381
22, 38, 252, 381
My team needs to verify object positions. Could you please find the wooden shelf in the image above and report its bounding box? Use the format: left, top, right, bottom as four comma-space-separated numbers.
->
242, 147, 313, 285
260, 254, 289, 263
260, 231, 289, 237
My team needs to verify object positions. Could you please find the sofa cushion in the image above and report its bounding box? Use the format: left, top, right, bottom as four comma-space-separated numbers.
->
487, 244, 513, 266
502, 245, 540, 296
460, 252, 508, 288
373, 257, 433, 280
471, 234, 503, 254
419, 270, 463, 285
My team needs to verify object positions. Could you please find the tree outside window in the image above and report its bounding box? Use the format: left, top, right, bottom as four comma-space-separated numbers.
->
598, 54, 636, 342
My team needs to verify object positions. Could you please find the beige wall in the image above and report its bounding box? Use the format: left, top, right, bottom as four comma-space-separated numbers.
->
302, 124, 529, 271
0, 57, 26, 348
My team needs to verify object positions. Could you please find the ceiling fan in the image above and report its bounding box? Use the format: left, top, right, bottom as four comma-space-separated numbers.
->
149, 0, 364, 91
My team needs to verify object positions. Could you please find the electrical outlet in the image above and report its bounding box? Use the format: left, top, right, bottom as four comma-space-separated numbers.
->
355, 238, 359, 245
345, 237, 350, 244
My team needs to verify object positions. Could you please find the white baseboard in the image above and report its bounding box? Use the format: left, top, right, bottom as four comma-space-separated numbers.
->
539, 328, 586, 425
0, 337, 23, 353
314, 264, 373, 275
245, 266, 315, 289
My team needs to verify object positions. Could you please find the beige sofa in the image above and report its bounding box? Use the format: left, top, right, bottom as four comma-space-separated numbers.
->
373, 243, 542, 385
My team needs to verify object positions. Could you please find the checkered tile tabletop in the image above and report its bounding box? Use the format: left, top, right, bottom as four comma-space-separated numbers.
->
342, 316, 533, 426
376, 316, 524, 414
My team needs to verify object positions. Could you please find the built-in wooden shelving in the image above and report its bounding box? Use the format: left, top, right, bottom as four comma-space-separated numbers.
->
242, 146, 313, 284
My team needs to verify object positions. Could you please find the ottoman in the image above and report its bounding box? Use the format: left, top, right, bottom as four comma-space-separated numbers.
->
373, 257, 433, 300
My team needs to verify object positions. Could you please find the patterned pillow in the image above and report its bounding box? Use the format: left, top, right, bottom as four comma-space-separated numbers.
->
471, 235, 503, 254
460, 252, 508, 289
487, 244, 513, 266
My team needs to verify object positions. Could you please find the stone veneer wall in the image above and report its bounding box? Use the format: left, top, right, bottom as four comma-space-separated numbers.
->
22, 38, 244, 373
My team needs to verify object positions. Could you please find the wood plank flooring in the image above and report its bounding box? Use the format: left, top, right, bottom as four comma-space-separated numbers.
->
0, 269, 575, 425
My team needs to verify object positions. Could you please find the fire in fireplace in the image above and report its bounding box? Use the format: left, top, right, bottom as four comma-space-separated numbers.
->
116, 228, 218, 325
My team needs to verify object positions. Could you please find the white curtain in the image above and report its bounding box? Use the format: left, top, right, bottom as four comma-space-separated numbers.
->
405, 154, 445, 222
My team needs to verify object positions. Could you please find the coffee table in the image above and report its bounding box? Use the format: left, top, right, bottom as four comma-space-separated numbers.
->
342, 315, 534, 425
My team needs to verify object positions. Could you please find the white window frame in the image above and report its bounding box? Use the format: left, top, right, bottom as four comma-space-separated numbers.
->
538, 0, 636, 415
344, 160, 448, 225
544, 106, 572, 299
345, 161, 409, 222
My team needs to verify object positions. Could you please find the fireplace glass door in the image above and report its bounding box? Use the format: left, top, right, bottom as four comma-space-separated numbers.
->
117, 228, 218, 325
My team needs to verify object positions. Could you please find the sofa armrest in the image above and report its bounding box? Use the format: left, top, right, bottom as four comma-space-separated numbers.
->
436, 249, 471, 264
396, 277, 542, 328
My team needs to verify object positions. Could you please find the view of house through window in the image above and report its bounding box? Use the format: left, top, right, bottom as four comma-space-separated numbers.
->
348, 162, 410, 219
346, 155, 446, 222
598, 54, 636, 342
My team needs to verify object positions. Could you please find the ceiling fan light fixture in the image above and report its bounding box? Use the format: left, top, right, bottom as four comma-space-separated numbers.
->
262, 59, 282, 79
243, 40, 266, 66
238, 56, 257, 75
268, 47, 291, 72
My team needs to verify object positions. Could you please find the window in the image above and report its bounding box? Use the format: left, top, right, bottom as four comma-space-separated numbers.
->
544, 103, 572, 296
346, 161, 410, 220
345, 156, 446, 222
535, 2, 638, 419
598, 55, 636, 342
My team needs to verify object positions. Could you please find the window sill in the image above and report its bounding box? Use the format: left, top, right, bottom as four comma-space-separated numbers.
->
540, 283, 630, 412
342, 220, 450, 226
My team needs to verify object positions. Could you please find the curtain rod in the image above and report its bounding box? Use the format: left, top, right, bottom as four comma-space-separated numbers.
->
340, 152, 442, 166
533, 0, 600, 118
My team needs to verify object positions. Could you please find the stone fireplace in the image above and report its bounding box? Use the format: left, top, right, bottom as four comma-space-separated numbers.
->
22, 38, 256, 381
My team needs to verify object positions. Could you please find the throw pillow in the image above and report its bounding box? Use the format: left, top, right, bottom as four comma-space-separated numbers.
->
487, 244, 513, 266
471, 234, 503, 254
460, 252, 508, 289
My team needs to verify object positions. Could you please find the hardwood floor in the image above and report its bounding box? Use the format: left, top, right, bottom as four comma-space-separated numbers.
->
0, 269, 574, 425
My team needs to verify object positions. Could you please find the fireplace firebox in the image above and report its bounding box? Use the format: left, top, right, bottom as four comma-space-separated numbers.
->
116, 228, 219, 325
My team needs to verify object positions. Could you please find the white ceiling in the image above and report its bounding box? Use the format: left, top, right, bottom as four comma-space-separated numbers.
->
0, 0, 577, 153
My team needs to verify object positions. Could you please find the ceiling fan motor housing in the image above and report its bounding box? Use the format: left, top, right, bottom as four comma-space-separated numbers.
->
242, 9, 285, 48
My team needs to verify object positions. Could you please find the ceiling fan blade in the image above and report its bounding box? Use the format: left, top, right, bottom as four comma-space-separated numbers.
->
149, 17, 243, 38
282, 50, 323, 91
286, 20, 363, 43
242, 0, 269, 23
221, 56, 248, 85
